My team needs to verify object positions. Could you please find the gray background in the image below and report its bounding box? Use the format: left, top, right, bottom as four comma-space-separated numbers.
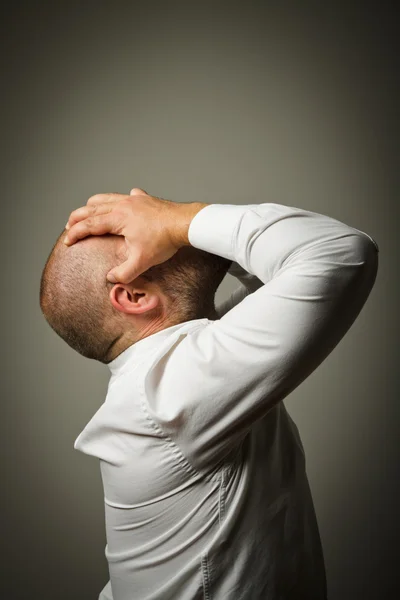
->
1, 2, 398, 599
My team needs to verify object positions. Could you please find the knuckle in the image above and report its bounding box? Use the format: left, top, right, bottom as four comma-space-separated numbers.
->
113, 205, 126, 221
130, 187, 148, 196
76, 207, 87, 219
87, 193, 102, 205
69, 207, 80, 220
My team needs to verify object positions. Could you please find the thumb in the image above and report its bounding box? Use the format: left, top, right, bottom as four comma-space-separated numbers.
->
130, 187, 149, 196
107, 260, 142, 284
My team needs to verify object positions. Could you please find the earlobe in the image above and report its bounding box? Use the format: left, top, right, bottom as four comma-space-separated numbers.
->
109, 284, 159, 315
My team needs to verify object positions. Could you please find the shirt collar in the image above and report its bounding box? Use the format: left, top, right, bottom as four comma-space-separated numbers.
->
107, 317, 209, 377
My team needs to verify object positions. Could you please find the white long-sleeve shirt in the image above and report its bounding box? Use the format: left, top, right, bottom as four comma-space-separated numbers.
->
74, 202, 379, 600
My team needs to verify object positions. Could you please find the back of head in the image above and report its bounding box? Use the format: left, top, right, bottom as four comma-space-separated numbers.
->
40, 231, 124, 361
40, 230, 232, 362
140, 244, 232, 322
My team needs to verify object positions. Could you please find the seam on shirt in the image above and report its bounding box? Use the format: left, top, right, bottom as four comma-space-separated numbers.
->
230, 207, 247, 258
137, 363, 220, 482
136, 326, 231, 483
201, 551, 211, 600
138, 391, 202, 479
218, 469, 227, 526
200, 471, 226, 600
350, 226, 379, 252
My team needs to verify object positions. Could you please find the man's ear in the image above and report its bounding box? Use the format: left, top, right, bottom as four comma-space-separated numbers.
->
109, 284, 160, 315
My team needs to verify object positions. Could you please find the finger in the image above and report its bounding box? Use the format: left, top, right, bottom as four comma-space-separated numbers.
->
86, 193, 126, 206
130, 187, 149, 196
107, 253, 147, 284
66, 203, 114, 230
64, 214, 120, 245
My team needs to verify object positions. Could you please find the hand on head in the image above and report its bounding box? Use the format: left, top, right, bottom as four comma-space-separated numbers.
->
41, 190, 228, 362
64, 188, 189, 284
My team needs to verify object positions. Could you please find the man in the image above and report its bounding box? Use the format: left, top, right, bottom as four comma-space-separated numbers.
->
40, 188, 379, 600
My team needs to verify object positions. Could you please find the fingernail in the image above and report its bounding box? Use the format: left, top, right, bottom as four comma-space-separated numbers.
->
107, 273, 117, 283
63, 235, 69, 245
65, 222, 70, 230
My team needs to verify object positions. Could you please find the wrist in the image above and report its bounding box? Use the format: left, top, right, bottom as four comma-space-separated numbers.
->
172, 202, 209, 247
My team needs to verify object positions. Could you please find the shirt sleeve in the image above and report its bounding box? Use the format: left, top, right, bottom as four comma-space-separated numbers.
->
142, 202, 379, 471
215, 261, 264, 318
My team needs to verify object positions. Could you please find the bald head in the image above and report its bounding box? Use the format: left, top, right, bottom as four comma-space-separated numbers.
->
40, 227, 233, 364
40, 231, 128, 362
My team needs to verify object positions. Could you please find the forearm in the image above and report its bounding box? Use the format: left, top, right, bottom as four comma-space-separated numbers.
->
148, 201, 379, 469
215, 262, 264, 318
188, 202, 378, 285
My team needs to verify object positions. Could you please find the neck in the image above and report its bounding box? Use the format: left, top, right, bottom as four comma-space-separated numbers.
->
103, 305, 219, 364
104, 315, 176, 363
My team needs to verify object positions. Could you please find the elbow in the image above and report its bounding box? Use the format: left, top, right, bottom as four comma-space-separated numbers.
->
350, 230, 379, 264
347, 231, 379, 298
